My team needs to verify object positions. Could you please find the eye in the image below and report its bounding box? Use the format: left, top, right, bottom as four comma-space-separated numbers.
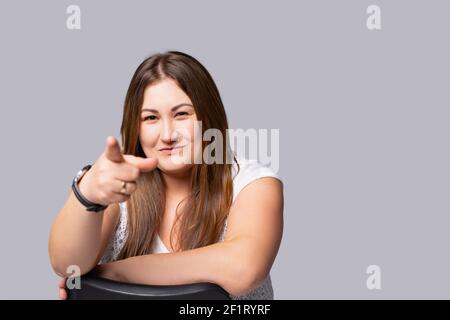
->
175, 112, 189, 117
142, 115, 157, 121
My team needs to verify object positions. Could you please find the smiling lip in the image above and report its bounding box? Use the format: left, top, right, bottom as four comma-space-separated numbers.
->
159, 146, 185, 153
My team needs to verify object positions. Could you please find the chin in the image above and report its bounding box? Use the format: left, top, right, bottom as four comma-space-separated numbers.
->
157, 158, 193, 176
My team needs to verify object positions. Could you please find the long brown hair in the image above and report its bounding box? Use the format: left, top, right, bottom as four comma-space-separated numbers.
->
117, 51, 237, 259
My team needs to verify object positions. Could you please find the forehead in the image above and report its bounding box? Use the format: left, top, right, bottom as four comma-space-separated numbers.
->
142, 79, 192, 109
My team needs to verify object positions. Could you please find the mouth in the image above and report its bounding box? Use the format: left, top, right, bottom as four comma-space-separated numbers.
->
158, 145, 186, 154
159, 145, 185, 151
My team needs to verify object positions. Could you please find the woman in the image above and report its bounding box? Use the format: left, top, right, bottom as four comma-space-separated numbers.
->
48, 51, 284, 299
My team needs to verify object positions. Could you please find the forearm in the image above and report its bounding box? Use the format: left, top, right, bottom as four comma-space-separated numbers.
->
49, 190, 104, 276
106, 238, 259, 296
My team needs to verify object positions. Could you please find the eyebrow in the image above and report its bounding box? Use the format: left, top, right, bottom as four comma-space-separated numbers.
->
141, 103, 193, 113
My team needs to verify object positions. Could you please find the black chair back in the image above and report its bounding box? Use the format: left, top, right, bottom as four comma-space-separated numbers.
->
66, 273, 231, 300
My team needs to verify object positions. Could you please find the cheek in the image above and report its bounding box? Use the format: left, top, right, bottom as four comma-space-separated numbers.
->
140, 126, 159, 148
175, 121, 201, 161
176, 120, 197, 144
186, 120, 203, 161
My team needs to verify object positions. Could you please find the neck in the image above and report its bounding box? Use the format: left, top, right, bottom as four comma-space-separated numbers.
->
161, 170, 191, 199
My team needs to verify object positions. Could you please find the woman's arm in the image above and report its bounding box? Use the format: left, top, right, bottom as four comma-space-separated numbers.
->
96, 177, 284, 296
48, 184, 120, 276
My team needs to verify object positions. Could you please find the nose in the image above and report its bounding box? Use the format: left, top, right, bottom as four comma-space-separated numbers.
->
160, 119, 179, 144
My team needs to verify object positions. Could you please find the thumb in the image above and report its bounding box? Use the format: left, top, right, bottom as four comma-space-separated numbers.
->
124, 155, 159, 173
104, 136, 125, 163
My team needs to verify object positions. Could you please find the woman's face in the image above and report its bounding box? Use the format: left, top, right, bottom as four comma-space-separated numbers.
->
139, 78, 200, 176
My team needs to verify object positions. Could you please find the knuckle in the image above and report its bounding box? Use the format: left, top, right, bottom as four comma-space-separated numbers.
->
130, 167, 140, 180
127, 186, 135, 196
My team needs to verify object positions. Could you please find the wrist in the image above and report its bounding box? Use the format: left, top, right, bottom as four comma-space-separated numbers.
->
72, 164, 108, 212
77, 170, 98, 204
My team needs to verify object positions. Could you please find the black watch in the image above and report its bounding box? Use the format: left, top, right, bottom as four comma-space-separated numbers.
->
72, 165, 108, 212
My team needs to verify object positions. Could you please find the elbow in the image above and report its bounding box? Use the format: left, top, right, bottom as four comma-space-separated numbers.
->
50, 256, 97, 278
49, 249, 98, 278
48, 238, 99, 277
50, 261, 72, 278
224, 261, 267, 297
49, 253, 65, 277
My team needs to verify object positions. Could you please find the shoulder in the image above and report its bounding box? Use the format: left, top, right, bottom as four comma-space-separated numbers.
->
231, 156, 282, 202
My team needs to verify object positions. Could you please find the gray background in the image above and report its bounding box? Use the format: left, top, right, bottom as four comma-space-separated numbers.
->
0, 0, 448, 299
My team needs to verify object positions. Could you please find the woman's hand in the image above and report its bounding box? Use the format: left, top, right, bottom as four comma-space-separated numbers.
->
78, 136, 158, 206
58, 277, 67, 300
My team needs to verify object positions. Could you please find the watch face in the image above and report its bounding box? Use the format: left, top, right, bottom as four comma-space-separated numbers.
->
75, 165, 90, 182
75, 169, 84, 181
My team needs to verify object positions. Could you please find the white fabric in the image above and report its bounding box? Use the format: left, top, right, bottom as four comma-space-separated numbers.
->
100, 156, 281, 300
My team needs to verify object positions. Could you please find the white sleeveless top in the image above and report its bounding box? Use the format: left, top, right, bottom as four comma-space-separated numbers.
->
100, 157, 281, 300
